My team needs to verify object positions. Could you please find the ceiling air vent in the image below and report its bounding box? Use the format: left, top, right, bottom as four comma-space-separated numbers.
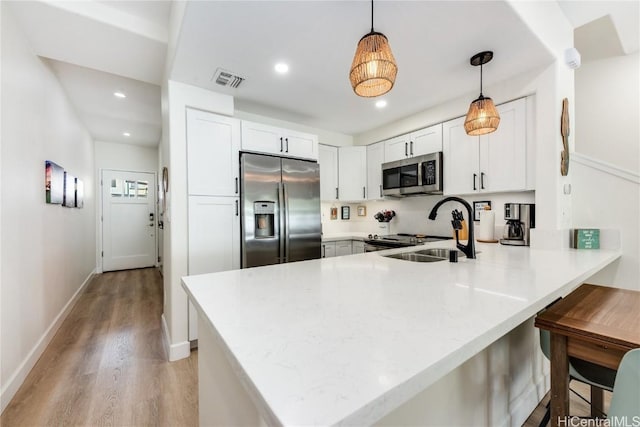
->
212, 68, 245, 88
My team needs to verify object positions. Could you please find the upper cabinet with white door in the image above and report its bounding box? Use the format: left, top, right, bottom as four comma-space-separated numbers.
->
383, 134, 411, 162
187, 108, 241, 197
384, 123, 443, 163
338, 146, 367, 200
366, 141, 384, 200
442, 97, 529, 195
241, 121, 318, 160
411, 124, 443, 157
319, 144, 339, 201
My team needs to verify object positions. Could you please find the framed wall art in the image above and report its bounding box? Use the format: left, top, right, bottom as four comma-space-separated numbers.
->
75, 178, 84, 208
45, 160, 64, 204
341, 206, 350, 220
63, 172, 76, 208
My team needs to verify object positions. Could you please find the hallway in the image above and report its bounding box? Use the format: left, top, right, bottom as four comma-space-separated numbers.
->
0, 268, 198, 426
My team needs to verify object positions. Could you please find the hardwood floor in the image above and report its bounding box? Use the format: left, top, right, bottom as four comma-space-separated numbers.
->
1, 268, 198, 427
523, 381, 612, 427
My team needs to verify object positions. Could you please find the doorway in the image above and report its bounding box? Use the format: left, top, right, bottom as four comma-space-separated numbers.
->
101, 170, 157, 272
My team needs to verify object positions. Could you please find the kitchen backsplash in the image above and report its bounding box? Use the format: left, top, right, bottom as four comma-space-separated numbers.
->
321, 191, 535, 237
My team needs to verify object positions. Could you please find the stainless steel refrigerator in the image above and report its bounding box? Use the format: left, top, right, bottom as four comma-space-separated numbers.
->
240, 153, 321, 268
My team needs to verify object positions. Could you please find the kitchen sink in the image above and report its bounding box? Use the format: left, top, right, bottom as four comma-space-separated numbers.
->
382, 248, 476, 263
383, 252, 446, 263
414, 248, 463, 258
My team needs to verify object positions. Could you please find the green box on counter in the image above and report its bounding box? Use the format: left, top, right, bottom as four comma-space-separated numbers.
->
570, 229, 600, 249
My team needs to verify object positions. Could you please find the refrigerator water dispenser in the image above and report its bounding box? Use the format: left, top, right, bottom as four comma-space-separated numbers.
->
254, 202, 275, 238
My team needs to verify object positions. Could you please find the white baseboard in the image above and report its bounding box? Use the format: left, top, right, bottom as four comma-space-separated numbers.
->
161, 314, 190, 362
0, 269, 96, 414
510, 379, 547, 426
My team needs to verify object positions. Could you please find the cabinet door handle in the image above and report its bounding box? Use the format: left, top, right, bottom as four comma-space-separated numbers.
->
285, 138, 289, 153
235, 199, 239, 216
473, 173, 477, 191
363, 186, 366, 199
405, 142, 408, 157
335, 187, 339, 199
235, 177, 238, 194
480, 172, 485, 190
280, 137, 283, 152
379, 184, 382, 197
322, 244, 326, 258
410, 141, 414, 156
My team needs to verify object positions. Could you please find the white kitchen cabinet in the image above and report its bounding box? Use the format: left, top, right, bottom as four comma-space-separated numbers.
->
383, 124, 443, 162
187, 195, 240, 340
443, 98, 527, 195
241, 120, 318, 160
319, 144, 339, 201
338, 146, 367, 200
410, 123, 443, 157
335, 240, 353, 257
322, 242, 336, 258
479, 99, 527, 192
366, 141, 385, 200
383, 134, 412, 162
187, 109, 240, 197
352, 240, 365, 254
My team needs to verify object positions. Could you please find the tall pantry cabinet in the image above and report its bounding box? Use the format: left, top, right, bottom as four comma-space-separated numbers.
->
186, 108, 241, 340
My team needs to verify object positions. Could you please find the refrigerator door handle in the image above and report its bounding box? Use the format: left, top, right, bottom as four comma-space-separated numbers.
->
277, 183, 285, 263
283, 183, 290, 262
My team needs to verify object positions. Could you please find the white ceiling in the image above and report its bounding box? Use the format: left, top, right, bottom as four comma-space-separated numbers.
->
6, 1, 639, 147
171, 1, 554, 135
558, 0, 639, 55
7, 0, 169, 146
44, 59, 162, 147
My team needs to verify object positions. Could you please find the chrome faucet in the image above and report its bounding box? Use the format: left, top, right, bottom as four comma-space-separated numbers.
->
428, 196, 476, 259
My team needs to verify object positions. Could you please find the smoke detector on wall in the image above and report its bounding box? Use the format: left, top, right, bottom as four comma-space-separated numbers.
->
564, 48, 581, 69
211, 68, 245, 88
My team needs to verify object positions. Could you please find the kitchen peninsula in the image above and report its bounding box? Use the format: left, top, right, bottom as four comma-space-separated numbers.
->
182, 243, 620, 426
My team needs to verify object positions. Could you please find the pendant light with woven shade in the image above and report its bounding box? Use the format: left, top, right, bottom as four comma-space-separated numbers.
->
464, 51, 500, 136
349, 0, 398, 98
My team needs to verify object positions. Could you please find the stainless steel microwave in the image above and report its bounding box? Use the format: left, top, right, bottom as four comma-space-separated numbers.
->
381, 152, 443, 196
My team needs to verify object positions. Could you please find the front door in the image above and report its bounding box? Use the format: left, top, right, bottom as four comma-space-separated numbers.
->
102, 170, 156, 272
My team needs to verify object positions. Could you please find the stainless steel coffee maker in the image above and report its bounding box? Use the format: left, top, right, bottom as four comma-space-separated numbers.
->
500, 203, 535, 246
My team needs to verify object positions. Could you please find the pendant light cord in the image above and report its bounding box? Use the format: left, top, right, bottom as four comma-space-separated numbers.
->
479, 63, 484, 97
370, 0, 374, 32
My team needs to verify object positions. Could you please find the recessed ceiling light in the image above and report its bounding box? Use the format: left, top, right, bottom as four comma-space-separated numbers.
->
123, 132, 131, 137
375, 100, 387, 108
274, 63, 289, 74
114, 91, 127, 98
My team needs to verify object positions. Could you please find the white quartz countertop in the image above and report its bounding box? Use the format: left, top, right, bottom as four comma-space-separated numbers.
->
182, 242, 620, 426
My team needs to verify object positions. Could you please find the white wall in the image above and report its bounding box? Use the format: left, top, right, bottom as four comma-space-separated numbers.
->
95, 140, 159, 173
322, 192, 535, 239
572, 52, 640, 291
575, 53, 639, 174
1, 4, 96, 412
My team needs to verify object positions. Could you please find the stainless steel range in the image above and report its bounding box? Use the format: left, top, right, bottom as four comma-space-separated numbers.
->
364, 233, 452, 252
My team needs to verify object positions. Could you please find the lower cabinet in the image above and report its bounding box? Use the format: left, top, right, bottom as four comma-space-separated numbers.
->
322, 242, 336, 258
335, 240, 353, 257
322, 240, 365, 257
188, 195, 240, 340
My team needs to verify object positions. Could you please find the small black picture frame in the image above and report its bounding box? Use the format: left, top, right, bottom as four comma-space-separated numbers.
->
473, 201, 491, 221
341, 206, 350, 220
